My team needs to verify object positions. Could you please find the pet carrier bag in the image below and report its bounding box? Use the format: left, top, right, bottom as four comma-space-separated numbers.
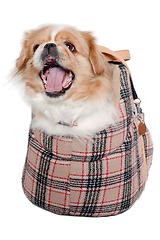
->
22, 46, 153, 217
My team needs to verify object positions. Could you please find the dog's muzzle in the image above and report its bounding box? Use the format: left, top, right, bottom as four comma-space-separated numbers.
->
40, 43, 75, 98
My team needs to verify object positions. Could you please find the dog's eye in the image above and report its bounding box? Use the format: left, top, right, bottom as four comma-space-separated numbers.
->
33, 44, 40, 53
64, 42, 76, 52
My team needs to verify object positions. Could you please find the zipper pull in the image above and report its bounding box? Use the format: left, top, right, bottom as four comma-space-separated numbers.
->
138, 113, 147, 135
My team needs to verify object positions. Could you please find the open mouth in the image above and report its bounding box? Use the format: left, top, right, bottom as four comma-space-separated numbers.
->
40, 55, 75, 98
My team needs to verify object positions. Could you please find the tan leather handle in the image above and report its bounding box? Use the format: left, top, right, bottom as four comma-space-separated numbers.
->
99, 45, 131, 77
114, 50, 130, 61
99, 45, 130, 63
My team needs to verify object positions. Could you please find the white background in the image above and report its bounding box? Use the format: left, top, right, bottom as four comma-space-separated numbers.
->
1, 0, 159, 239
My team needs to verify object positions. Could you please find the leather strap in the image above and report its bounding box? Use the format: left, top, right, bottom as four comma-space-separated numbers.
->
133, 113, 148, 183
140, 135, 148, 183
99, 45, 130, 68
99, 45, 133, 83
114, 50, 131, 61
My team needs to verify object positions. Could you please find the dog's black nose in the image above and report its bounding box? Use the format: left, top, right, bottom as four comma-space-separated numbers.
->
41, 43, 59, 61
44, 43, 56, 51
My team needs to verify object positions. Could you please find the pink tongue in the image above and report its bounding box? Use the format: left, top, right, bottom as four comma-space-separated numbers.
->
46, 68, 66, 92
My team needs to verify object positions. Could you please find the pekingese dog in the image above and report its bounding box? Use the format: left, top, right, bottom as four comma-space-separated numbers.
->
15, 25, 120, 137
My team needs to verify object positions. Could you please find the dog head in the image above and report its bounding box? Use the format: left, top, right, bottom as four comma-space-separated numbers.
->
16, 25, 111, 102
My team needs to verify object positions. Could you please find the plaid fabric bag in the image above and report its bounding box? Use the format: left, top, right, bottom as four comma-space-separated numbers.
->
22, 48, 153, 217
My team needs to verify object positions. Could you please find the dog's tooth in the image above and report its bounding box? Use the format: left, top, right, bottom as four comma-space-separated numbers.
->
62, 74, 71, 87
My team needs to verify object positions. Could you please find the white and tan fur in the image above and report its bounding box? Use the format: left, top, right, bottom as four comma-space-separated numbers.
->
15, 25, 120, 137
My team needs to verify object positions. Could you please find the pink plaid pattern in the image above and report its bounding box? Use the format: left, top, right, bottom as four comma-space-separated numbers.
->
22, 64, 153, 216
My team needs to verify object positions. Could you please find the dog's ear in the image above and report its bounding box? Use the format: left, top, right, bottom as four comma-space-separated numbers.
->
82, 32, 106, 75
16, 32, 29, 72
